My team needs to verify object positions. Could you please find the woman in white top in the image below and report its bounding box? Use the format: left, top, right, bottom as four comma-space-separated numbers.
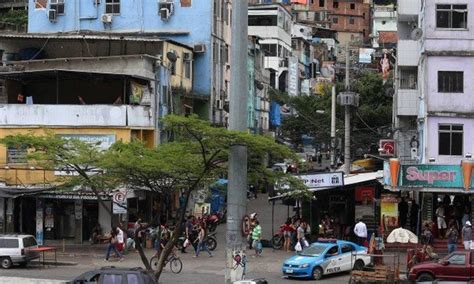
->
436, 204, 447, 238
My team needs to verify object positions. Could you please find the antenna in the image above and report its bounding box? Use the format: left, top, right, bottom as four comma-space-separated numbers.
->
410, 28, 423, 41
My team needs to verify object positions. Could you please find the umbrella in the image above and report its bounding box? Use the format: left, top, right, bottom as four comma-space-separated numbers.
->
386, 227, 418, 244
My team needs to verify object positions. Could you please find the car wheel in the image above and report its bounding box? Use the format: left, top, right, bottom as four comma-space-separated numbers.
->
417, 273, 435, 282
353, 260, 364, 270
312, 267, 323, 280
1, 257, 12, 269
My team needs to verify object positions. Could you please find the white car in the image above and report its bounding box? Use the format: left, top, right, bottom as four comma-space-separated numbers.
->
0, 234, 40, 269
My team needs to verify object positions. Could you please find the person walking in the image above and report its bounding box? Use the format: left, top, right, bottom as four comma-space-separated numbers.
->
297, 221, 308, 249
193, 223, 212, 258
446, 221, 459, 254
252, 220, 263, 257
462, 221, 472, 250
282, 218, 294, 252
436, 204, 447, 238
354, 219, 368, 246
105, 229, 123, 261
182, 215, 196, 253
410, 200, 420, 234
116, 224, 125, 253
398, 197, 409, 228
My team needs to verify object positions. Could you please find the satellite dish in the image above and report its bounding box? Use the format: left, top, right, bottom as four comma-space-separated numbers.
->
410, 28, 423, 40
166, 51, 178, 62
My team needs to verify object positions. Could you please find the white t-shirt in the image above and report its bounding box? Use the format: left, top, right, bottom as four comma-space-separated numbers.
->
354, 221, 367, 238
116, 228, 124, 244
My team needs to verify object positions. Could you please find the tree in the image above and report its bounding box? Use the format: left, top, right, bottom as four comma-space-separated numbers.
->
1, 115, 308, 281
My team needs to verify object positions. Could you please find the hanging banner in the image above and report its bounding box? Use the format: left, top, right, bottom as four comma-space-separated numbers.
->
288, 56, 299, 97
380, 194, 398, 236
36, 199, 44, 245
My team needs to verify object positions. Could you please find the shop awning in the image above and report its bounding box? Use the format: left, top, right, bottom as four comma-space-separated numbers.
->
0, 186, 55, 198
309, 170, 384, 192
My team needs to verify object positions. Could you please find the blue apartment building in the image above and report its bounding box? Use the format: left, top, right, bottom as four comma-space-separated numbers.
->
28, 0, 231, 124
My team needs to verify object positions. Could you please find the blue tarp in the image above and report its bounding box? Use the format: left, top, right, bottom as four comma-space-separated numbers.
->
270, 101, 281, 127
209, 179, 227, 213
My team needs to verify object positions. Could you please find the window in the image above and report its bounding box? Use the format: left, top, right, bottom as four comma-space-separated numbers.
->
35, 0, 47, 9
180, 0, 191, 7
103, 274, 123, 284
0, 239, 19, 248
261, 44, 277, 56
105, 0, 120, 14
326, 246, 339, 257
382, 20, 386, 25
436, 4, 467, 29
248, 15, 278, 26
438, 71, 463, 93
350, 3, 355, 10
447, 253, 466, 265
50, 0, 65, 14
184, 58, 191, 80
399, 67, 418, 90
341, 244, 354, 253
333, 2, 339, 9
127, 274, 140, 284
439, 124, 463, 156
332, 17, 338, 24
349, 17, 355, 25
319, 0, 324, 7
22, 237, 37, 248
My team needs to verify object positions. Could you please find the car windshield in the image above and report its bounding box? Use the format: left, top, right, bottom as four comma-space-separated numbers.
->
299, 245, 327, 256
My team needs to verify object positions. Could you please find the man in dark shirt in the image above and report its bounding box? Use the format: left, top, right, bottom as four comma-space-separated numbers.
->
398, 197, 409, 228
410, 200, 420, 233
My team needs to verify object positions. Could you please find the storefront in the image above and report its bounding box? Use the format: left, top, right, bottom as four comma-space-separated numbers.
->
384, 159, 474, 236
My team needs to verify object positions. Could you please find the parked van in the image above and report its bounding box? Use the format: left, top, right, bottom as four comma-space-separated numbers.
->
0, 234, 39, 269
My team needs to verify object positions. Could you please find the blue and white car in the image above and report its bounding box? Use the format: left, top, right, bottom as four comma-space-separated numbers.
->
282, 240, 371, 280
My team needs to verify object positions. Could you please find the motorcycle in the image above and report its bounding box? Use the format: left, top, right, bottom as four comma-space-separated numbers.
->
271, 225, 284, 250
204, 214, 220, 233
177, 230, 217, 251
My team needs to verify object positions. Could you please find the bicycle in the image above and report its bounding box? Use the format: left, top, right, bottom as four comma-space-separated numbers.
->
150, 248, 183, 274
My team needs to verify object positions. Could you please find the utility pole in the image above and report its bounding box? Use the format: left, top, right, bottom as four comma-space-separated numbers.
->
344, 43, 351, 175
330, 85, 336, 169
338, 43, 359, 174
226, 0, 248, 283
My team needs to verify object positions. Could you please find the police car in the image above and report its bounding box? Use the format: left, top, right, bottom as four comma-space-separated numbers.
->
282, 239, 371, 280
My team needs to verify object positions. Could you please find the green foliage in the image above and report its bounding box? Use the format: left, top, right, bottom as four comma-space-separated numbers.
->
1, 9, 28, 27
277, 72, 392, 155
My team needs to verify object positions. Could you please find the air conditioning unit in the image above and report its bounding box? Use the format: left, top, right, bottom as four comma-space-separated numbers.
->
194, 44, 206, 53
48, 9, 57, 22
183, 53, 192, 61
101, 14, 112, 24
160, 8, 170, 21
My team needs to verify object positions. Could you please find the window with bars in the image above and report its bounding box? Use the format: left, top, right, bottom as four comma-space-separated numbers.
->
332, 17, 338, 24
349, 17, 355, 25
436, 4, 467, 29
438, 71, 463, 93
50, 0, 65, 15
438, 124, 463, 156
399, 67, 418, 90
106, 0, 120, 14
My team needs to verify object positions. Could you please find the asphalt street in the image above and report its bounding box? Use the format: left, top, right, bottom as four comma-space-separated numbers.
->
0, 195, 351, 283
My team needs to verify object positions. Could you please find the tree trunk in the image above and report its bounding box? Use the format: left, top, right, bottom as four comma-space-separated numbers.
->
154, 187, 192, 280
134, 231, 151, 270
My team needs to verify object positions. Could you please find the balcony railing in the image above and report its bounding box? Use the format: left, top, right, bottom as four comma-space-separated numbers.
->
0, 104, 154, 128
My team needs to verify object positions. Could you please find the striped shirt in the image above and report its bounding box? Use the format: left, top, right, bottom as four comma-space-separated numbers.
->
252, 225, 261, 240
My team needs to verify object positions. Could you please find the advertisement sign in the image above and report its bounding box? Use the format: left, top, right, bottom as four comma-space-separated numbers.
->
380, 194, 398, 236
379, 139, 395, 156
297, 172, 344, 188
112, 190, 127, 214
288, 56, 299, 97
58, 134, 116, 151
359, 48, 375, 64
36, 199, 44, 245
400, 164, 470, 188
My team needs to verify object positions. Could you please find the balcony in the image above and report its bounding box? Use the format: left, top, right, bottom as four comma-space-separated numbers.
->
0, 0, 27, 8
398, 0, 421, 21
398, 40, 420, 66
397, 89, 419, 116
0, 104, 154, 128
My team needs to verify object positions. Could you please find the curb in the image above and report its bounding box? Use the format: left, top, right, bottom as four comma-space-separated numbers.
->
30, 261, 78, 266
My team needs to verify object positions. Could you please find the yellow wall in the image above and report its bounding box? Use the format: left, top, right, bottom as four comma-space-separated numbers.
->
0, 127, 152, 186
163, 42, 193, 92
